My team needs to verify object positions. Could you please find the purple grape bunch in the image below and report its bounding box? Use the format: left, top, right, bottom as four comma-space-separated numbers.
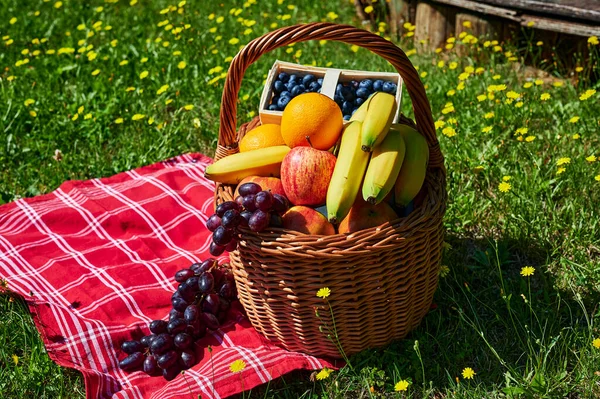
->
118, 259, 238, 381
206, 182, 290, 257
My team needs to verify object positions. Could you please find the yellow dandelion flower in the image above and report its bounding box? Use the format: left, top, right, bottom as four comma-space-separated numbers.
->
115, 118, 124, 124
132, 114, 145, 121
12, 354, 19, 365
95, 6, 103, 12
586, 155, 596, 163
77, 106, 84, 114
84, 113, 92, 120
24, 99, 35, 107
515, 101, 524, 108
439, 265, 450, 277
579, 89, 596, 101
534, 79, 543, 86
540, 93, 550, 101
447, 89, 456, 97
536, 41, 543, 46
588, 36, 599, 45
29, 110, 37, 117
7, 76, 16, 81
449, 62, 458, 70
462, 367, 476, 379
448, 118, 457, 124
458, 72, 469, 81
502, 176, 511, 182
492, 74, 500, 80
71, 113, 79, 121
498, 182, 511, 193
351, 45, 359, 53
420, 71, 428, 78
141, 57, 148, 63
576, 66, 583, 72
515, 127, 528, 135
442, 127, 456, 137
130, 0, 138, 5
525, 136, 535, 142
593, 338, 600, 348
527, 21, 535, 27
140, 71, 149, 79
54, 1, 63, 9
316, 368, 333, 380
462, 20, 472, 28
10, 17, 17, 24
229, 359, 246, 373
435, 120, 445, 129
557, 167, 566, 175
435, 47, 442, 53
395, 380, 410, 391
156, 84, 169, 95
364, 5, 374, 13
229, 38, 240, 45
477, 94, 487, 102
406, 49, 417, 56
552, 81, 563, 87
569, 116, 580, 123
183, 104, 194, 111
445, 43, 454, 50
484, 112, 494, 119
572, 134, 580, 140
126, 87, 136, 92
327, 11, 338, 20
523, 82, 533, 89
437, 60, 445, 68
148, 117, 154, 125
520, 266, 535, 277
482, 126, 492, 133
507, 91, 519, 99
475, 67, 484, 74
178, 61, 187, 69
557, 157, 571, 166
91, 69, 100, 76
595, 175, 600, 182
316, 287, 331, 298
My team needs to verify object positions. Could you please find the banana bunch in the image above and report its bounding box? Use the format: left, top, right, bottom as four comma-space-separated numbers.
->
362, 128, 405, 205
351, 92, 397, 153
391, 124, 429, 207
204, 145, 290, 184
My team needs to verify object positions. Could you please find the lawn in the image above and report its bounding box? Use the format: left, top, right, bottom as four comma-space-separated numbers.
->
1, 0, 600, 397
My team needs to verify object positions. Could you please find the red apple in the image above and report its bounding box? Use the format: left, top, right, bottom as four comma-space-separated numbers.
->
282, 206, 335, 235
338, 197, 398, 234
280, 147, 336, 206
234, 176, 286, 198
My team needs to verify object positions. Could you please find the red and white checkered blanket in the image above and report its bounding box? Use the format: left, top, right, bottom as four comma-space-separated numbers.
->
0, 153, 338, 399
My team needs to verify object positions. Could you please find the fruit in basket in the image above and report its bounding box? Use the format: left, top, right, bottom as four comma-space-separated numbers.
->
335, 79, 398, 120
326, 121, 370, 224
338, 196, 399, 234
281, 205, 335, 235
392, 124, 430, 207
269, 73, 323, 111
239, 124, 285, 152
349, 92, 375, 123
359, 92, 397, 152
280, 93, 343, 150
233, 176, 286, 198
204, 145, 290, 184
280, 146, 336, 206
362, 128, 406, 205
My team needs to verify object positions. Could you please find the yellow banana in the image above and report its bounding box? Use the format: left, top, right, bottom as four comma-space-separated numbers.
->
204, 145, 290, 184
360, 92, 397, 152
362, 128, 406, 205
349, 93, 375, 122
326, 121, 370, 224
393, 124, 429, 207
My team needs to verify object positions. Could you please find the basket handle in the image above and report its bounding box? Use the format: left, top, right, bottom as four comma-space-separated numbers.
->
217, 22, 444, 170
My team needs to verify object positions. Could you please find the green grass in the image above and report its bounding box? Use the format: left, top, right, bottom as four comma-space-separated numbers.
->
1, 0, 600, 398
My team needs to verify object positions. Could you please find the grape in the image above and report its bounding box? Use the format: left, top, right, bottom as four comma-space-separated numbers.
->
202, 293, 220, 315
254, 191, 273, 211
179, 350, 196, 369
174, 269, 194, 283
219, 297, 231, 312
169, 309, 183, 321
184, 304, 200, 324
163, 364, 181, 381
217, 311, 228, 324
140, 334, 156, 347
178, 281, 197, 302
211, 267, 225, 287
242, 194, 257, 211
249, 210, 270, 232
187, 318, 207, 338
209, 242, 225, 256
212, 226, 233, 246
191, 258, 215, 275
173, 332, 192, 349
119, 352, 144, 371
225, 238, 238, 252
219, 281, 235, 300
157, 350, 179, 369
198, 272, 214, 293
167, 318, 187, 334
143, 355, 160, 376
171, 296, 188, 312
221, 209, 241, 229
216, 201, 239, 217
238, 182, 262, 197
270, 213, 283, 227
240, 210, 252, 227
235, 195, 244, 208
121, 340, 144, 354
206, 214, 221, 232
203, 312, 220, 330
150, 333, 173, 355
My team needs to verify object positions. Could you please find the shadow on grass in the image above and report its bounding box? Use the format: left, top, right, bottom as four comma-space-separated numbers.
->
235, 233, 599, 398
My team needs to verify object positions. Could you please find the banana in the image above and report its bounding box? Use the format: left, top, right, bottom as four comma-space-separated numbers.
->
204, 145, 290, 184
360, 92, 397, 152
362, 128, 406, 205
392, 124, 429, 207
349, 93, 375, 122
326, 121, 370, 224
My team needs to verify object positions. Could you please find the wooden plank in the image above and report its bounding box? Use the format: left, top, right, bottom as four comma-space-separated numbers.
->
455, 12, 503, 40
477, 0, 600, 23
415, 1, 456, 50
430, 0, 520, 21
521, 14, 600, 37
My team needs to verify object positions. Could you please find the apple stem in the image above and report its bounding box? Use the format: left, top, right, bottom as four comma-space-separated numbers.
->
305, 136, 313, 148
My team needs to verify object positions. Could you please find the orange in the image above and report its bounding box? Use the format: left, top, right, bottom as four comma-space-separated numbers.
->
239, 124, 286, 152
280, 93, 343, 150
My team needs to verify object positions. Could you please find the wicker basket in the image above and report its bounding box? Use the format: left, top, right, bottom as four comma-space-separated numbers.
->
213, 23, 446, 358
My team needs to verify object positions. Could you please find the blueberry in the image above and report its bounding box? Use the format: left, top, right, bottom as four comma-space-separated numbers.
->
289, 74, 299, 83
343, 114, 351, 121
278, 72, 289, 83
302, 74, 316, 86
382, 81, 395, 93
351, 80, 359, 88
359, 79, 373, 91
291, 85, 305, 97
334, 94, 344, 105
277, 96, 291, 109
280, 90, 291, 98
317, 78, 323, 85
373, 79, 384, 91
343, 89, 355, 102
342, 101, 353, 114
335, 83, 344, 95
271, 95, 280, 104
356, 88, 370, 99
354, 97, 364, 106
268, 104, 279, 111
389, 83, 398, 94
273, 80, 285, 94
309, 81, 321, 92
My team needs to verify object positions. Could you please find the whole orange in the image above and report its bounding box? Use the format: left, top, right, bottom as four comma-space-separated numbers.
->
280, 93, 343, 150
239, 124, 286, 152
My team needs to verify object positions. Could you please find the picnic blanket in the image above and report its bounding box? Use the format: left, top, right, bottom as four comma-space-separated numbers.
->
0, 153, 338, 399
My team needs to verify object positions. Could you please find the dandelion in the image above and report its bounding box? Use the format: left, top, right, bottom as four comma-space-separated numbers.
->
523, 82, 533, 89
525, 136, 535, 142
498, 182, 511, 193
72, 113, 79, 121
516, 127, 528, 135
572, 134, 580, 140
229, 359, 246, 373
507, 91, 520, 99
420, 71, 428, 78
484, 112, 494, 119
316, 368, 333, 380
447, 89, 456, 97
437, 60, 445, 68
442, 127, 456, 137
351, 45, 359, 53
140, 71, 149, 79
24, 99, 35, 107
540, 93, 550, 101
54, 1, 63, 9
477, 94, 487, 102
458, 72, 469, 81
586, 155, 596, 163
91, 69, 100, 76
132, 114, 145, 121
462, 20, 472, 28
435, 120, 445, 129
595, 175, 600, 182
536, 41, 543, 46
84, 113, 92, 120
156, 84, 169, 95
557, 167, 566, 175
569, 116, 580, 124
579, 89, 596, 101
178, 61, 187, 69
29, 110, 37, 117
492, 74, 501, 80
482, 126, 492, 133
439, 265, 450, 277
575, 66, 583, 72
12, 354, 19, 365
10, 17, 17, 24
520, 266, 535, 277
183, 104, 194, 111
326, 11, 338, 20
449, 62, 458, 70
316, 287, 331, 298
395, 380, 410, 391
552, 81, 563, 87
557, 157, 571, 166
462, 367, 476, 379
475, 67, 484, 74
515, 101, 524, 108
229, 38, 240, 45
589, 36, 599, 45
364, 5, 374, 13
216, 16, 224, 23
115, 117, 124, 124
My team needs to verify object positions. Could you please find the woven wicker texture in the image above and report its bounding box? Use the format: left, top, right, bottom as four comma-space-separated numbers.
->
214, 23, 447, 358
